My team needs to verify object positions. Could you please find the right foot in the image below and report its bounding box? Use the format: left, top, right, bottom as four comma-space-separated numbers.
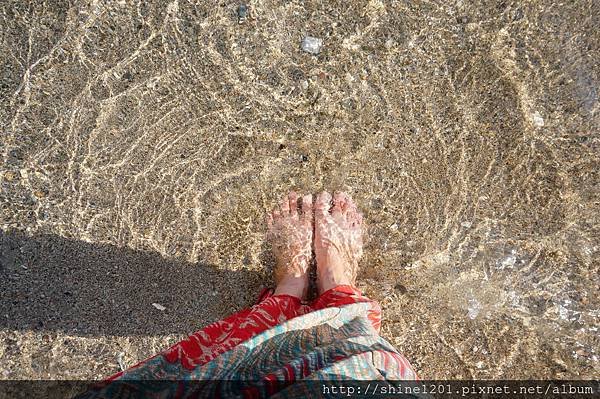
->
314, 191, 364, 294
267, 191, 314, 299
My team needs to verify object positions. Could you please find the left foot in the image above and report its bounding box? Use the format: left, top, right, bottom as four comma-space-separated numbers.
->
314, 191, 364, 295
266, 191, 313, 299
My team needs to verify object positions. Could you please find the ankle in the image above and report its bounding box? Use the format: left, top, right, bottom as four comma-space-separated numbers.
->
274, 275, 307, 299
317, 269, 353, 295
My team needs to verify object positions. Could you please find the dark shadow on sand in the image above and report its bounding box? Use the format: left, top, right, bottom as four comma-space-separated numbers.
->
0, 230, 266, 336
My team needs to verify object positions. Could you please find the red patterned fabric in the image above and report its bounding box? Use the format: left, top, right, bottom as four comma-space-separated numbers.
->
312, 285, 381, 332
106, 285, 379, 381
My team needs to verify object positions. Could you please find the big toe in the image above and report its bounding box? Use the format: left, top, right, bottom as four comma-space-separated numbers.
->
315, 191, 332, 219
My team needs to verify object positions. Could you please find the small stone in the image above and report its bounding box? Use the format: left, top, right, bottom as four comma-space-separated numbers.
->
117, 352, 126, 371
461, 221, 472, 228
33, 190, 47, 199
237, 4, 248, 23
499, 252, 517, 269
370, 197, 383, 209
532, 111, 544, 127
407, 260, 422, 269
575, 348, 589, 357
301, 36, 323, 55
9, 149, 23, 160
152, 303, 166, 311
301, 80, 309, 90
467, 298, 482, 319
394, 284, 407, 295
3, 171, 17, 182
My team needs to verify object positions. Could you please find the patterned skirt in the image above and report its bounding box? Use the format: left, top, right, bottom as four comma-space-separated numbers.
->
78, 286, 417, 398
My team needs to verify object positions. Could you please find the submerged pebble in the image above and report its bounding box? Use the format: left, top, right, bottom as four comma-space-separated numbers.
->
237, 4, 248, 23
467, 298, 482, 319
4, 171, 18, 182
34, 189, 47, 199
301, 36, 323, 55
532, 111, 544, 127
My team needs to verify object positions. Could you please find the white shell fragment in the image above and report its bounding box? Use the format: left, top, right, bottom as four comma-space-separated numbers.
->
301, 36, 323, 55
532, 111, 544, 127
467, 298, 482, 319
152, 303, 166, 311
117, 352, 126, 371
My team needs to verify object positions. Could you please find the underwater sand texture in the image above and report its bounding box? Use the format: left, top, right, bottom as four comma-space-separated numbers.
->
1, 0, 598, 380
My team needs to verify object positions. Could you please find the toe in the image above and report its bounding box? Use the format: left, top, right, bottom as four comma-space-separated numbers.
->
266, 213, 274, 228
345, 192, 357, 207
332, 191, 348, 218
301, 194, 313, 222
279, 196, 290, 215
350, 211, 363, 227
272, 207, 281, 219
345, 195, 361, 224
315, 191, 332, 217
288, 191, 298, 218
340, 192, 355, 213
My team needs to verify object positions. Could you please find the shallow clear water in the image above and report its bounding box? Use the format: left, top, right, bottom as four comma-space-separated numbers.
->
1, 0, 598, 380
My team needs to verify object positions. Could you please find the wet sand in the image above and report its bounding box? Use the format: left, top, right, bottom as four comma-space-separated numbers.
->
1, 0, 599, 380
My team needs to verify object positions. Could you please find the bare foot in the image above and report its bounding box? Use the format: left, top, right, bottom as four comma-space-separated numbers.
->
314, 191, 364, 294
266, 191, 313, 299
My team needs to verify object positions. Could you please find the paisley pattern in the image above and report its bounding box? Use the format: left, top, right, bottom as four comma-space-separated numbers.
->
79, 286, 416, 398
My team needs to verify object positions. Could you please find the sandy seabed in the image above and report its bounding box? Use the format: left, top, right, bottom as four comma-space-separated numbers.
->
1, 0, 599, 381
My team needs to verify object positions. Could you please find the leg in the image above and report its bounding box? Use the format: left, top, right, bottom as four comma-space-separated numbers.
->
267, 191, 314, 299
312, 191, 381, 332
